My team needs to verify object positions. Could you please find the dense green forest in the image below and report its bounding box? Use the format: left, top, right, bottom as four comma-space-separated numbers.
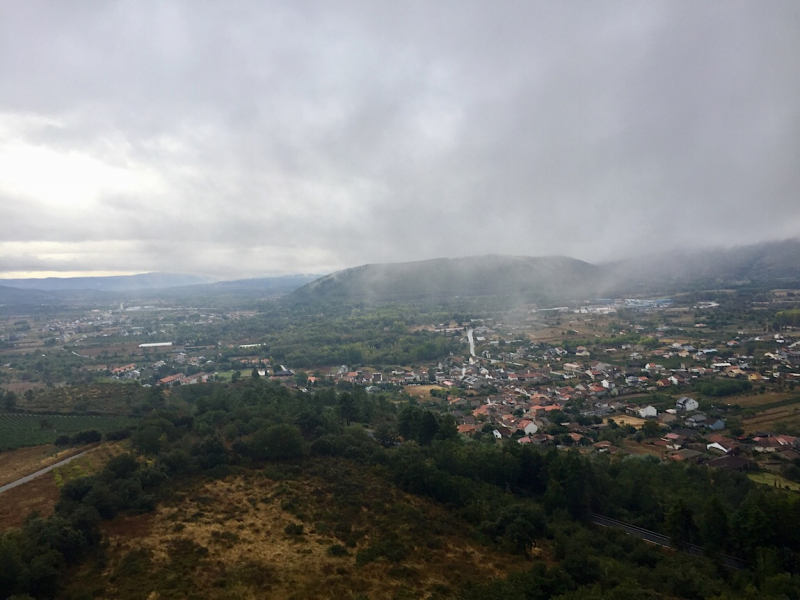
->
2, 379, 800, 599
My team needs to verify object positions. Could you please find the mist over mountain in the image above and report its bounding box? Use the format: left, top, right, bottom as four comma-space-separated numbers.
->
1, 239, 797, 308
290, 239, 800, 305
603, 238, 800, 294
196, 274, 320, 293
131, 274, 322, 305
290, 255, 601, 304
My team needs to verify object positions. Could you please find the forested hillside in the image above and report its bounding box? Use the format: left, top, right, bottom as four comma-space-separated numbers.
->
2, 379, 800, 599
289, 255, 600, 305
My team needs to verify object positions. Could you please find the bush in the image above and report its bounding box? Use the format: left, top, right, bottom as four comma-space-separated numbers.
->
71, 430, 102, 445
105, 428, 132, 441
104, 454, 139, 480
355, 534, 409, 566
284, 523, 304, 536
327, 544, 348, 557
247, 424, 306, 461
310, 435, 346, 457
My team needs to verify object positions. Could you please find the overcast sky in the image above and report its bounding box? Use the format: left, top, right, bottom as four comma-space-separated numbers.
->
1, 1, 799, 280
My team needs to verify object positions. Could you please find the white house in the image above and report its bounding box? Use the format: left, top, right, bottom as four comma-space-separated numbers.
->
676, 396, 699, 412
637, 405, 658, 419
517, 419, 539, 435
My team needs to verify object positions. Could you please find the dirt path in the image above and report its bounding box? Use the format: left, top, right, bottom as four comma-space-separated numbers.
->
0, 449, 91, 495
0, 445, 89, 488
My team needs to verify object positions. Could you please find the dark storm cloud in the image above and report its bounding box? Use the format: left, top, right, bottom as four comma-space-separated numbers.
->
0, 1, 798, 278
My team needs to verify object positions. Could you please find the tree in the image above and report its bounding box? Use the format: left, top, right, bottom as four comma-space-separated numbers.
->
247, 424, 305, 460
0, 533, 23, 595
436, 414, 459, 442
699, 496, 729, 553
481, 504, 546, 556
2, 391, 16, 411
665, 499, 697, 549
641, 420, 660, 438
131, 426, 164, 455
338, 392, 358, 425
398, 406, 442, 446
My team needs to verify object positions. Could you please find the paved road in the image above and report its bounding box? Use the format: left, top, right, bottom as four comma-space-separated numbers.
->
467, 328, 476, 357
0, 449, 91, 495
589, 513, 747, 570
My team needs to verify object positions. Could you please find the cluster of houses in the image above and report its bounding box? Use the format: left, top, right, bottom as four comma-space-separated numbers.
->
653, 429, 800, 471
448, 387, 800, 473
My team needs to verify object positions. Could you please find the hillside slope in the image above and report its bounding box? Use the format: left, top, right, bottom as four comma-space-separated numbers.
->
65, 458, 529, 600
290, 255, 600, 304
602, 238, 800, 294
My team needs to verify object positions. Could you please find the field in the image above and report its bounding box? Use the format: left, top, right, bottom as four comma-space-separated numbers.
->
725, 391, 798, 409
0, 444, 86, 487
15, 382, 147, 414
621, 439, 668, 458
742, 404, 800, 434
0, 414, 137, 450
0, 443, 127, 529
64, 458, 530, 600
403, 384, 447, 400
604, 415, 647, 429
0, 472, 61, 529
747, 472, 800, 492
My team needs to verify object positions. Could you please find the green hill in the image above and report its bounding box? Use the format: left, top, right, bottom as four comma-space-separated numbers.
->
289, 255, 600, 304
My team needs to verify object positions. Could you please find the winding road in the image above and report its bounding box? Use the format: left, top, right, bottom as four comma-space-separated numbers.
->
0, 449, 91, 495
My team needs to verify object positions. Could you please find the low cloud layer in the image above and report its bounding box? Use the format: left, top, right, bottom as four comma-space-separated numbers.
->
1, 1, 798, 279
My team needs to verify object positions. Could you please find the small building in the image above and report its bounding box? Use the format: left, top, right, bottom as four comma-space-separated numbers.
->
668, 448, 704, 463
158, 373, 185, 386
676, 396, 699, 412
637, 405, 658, 419
685, 414, 707, 428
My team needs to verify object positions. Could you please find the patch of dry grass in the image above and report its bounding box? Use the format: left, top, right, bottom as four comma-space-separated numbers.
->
84, 459, 531, 600
726, 391, 797, 409
748, 472, 800, 492
403, 384, 447, 400
0, 443, 128, 529
604, 415, 647, 429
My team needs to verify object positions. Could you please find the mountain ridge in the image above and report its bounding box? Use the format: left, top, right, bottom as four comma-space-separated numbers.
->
290, 239, 800, 304
290, 254, 601, 304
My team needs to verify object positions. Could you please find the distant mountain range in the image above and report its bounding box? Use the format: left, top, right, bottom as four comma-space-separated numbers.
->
290, 238, 800, 304
0, 273, 321, 307
1, 239, 798, 307
0, 272, 211, 292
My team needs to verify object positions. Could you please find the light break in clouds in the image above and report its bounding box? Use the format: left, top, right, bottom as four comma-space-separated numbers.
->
1, 1, 799, 279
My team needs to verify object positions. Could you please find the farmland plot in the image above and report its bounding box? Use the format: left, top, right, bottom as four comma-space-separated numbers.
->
0, 414, 137, 450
